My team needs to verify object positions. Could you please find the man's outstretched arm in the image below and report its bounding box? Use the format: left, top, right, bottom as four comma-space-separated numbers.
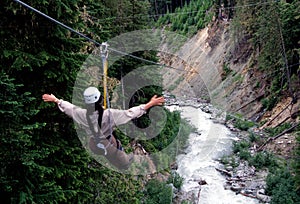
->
110, 95, 165, 126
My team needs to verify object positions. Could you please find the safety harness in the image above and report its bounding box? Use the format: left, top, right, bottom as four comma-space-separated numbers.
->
86, 111, 123, 155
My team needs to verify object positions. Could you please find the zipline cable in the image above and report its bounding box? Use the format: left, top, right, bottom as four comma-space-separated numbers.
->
13, 0, 187, 74
17, 0, 278, 77
14, 0, 102, 46
16, 0, 287, 79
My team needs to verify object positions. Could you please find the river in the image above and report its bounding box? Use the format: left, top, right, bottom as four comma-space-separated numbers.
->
169, 105, 259, 204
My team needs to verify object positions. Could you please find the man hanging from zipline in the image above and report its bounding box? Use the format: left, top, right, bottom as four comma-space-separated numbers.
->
42, 87, 165, 170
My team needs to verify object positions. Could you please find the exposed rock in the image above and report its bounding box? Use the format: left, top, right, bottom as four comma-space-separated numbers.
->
170, 162, 178, 170
231, 183, 243, 192
221, 158, 269, 202
256, 189, 271, 203
260, 97, 300, 129
216, 167, 232, 177
198, 179, 208, 186
264, 132, 297, 159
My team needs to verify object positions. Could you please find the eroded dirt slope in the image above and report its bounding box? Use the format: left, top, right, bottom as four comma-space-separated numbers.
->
159, 20, 300, 129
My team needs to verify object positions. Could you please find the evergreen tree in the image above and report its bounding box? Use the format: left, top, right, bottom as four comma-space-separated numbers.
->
1, 0, 102, 202
0, 0, 154, 202
1, 0, 187, 202
155, 0, 214, 36
231, 0, 300, 110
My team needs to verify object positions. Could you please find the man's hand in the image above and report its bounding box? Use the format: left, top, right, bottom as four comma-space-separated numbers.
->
42, 94, 59, 103
144, 95, 165, 110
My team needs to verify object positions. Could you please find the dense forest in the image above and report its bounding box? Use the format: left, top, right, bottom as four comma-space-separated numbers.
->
0, 0, 192, 203
1, 0, 299, 203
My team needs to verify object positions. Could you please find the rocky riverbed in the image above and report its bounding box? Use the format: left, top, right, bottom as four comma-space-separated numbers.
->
216, 159, 270, 203
165, 96, 271, 203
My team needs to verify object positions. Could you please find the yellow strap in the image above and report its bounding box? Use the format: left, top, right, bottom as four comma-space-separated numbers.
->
103, 59, 108, 109
101, 42, 109, 109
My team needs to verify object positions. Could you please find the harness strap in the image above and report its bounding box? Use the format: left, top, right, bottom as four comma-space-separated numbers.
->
86, 112, 122, 154
86, 111, 111, 155
116, 139, 123, 151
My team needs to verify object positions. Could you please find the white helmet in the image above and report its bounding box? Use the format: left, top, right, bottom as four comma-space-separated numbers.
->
83, 87, 101, 104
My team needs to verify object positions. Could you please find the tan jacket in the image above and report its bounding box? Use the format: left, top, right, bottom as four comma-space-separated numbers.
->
57, 100, 146, 138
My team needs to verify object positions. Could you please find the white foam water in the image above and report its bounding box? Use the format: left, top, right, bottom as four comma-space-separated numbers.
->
172, 106, 259, 204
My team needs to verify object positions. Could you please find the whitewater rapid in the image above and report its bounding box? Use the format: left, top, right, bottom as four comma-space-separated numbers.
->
171, 105, 259, 204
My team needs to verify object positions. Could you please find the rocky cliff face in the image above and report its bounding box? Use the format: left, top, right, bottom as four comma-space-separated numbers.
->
159, 20, 300, 129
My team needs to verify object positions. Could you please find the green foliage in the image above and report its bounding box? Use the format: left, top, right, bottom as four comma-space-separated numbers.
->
232, 0, 300, 102
101, 0, 151, 34
234, 118, 255, 131
249, 132, 260, 143
167, 172, 184, 190
261, 96, 278, 111
92, 169, 144, 204
181, 201, 193, 204
1, 0, 97, 201
293, 131, 300, 193
156, 0, 214, 36
0, 72, 41, 202
231, 125, 299, 203
248, 151, 278, 170
232, 140, 251, 160
148, 0, 191, 20
0, 0, 154, 203
266, 169, 300, 204
142, 110, 191, 152
220, 155, 230, 165
233, 140, 277, 169
232, 73, 244, 84
265, 122, 292, 137
3, 0, 297, 202
227, 114, 256, 131
134, 110, 192, 171
232, 140, 250, 153
221, 63, 232, 80
220, 155, 239, 168
238, 149, 251, 161
143, 179, 172, 204
263, 126, 300, 203
0, 73, 100, 203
